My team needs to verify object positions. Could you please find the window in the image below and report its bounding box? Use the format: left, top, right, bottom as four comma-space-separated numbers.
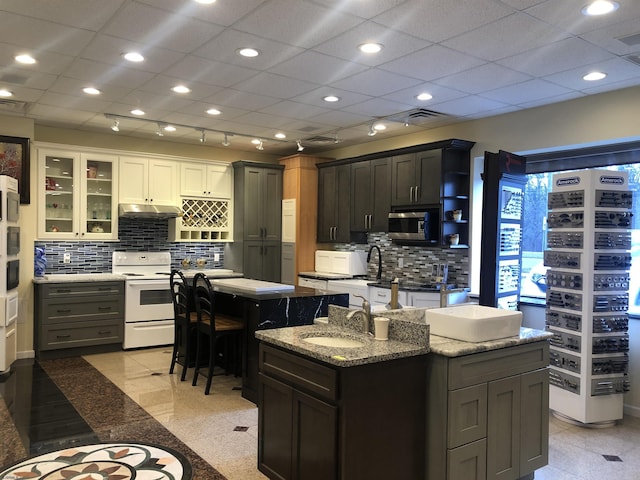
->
520, 164, 640, 316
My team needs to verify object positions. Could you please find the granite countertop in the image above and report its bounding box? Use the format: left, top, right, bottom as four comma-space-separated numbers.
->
33, 273, 126, 283
429, 327, 553, 357
298, 271, 367, 280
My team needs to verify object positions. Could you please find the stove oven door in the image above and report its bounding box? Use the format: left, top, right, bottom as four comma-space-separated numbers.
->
124, 279, 174, 349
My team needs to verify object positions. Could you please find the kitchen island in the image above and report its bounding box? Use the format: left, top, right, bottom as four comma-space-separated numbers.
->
256, 307, 551, 480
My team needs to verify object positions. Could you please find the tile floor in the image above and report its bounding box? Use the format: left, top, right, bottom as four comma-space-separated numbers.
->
2, 346, 640, 479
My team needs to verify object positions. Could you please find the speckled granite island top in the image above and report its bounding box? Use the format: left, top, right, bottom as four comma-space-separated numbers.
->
256, 324, 430, 367
429, 327, 553, 357
33, 273, 126, 283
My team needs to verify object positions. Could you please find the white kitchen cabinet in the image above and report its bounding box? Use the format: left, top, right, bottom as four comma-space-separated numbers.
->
407, 291, 441, 308
326, 279, 370, 309
314, 250, 367, 276
119, 156, 178, 206
38, 148, 119, 240
298, 277, 328, 290
180, 162, 232, 198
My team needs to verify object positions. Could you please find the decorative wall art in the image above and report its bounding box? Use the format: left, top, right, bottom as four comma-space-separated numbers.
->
0, 134, 30, 204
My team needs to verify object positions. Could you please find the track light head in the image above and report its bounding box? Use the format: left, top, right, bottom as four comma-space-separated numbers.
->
111, 120, 119, 132
222, 133, 230, 147
199, 129, 206, 142
367, 124, 376, 136
296, 140, 304, 152
256, 140, 264, 151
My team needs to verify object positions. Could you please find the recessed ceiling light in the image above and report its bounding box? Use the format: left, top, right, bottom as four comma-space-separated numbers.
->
583, 71, 607, 81
83, 87, 101, 95
323, 95, 340, 103
359, 43, 383, 54
582, 0, 619, 16
15, 54, 36, 64
172, 85, 191, 94
123, 52, 144, 62
373, 123, 386, 131
238, 48, 260, 58
0, 89, 13, 97
206, 108, 222, 115
251, 138, 261, 145
194, 0, 216, 4
416, 92, 433, 101
275, 132, 286, 139
164, 125, 176, 132
130, 109, 145, 116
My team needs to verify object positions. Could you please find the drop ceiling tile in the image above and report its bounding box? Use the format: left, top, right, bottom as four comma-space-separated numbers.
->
305, 0, 409, 19
101, 2, 224, 53
278, 119, 335, 136
500, 0, 547, 8
28, 104, 99, 123
379, 45, 485, 82
232, 111, 295, 129
312, 21, 432, 67
49, 77, 133, 101
482, 79, 573, 105
64, 59, 156, 89
176, 102, 250, 121
37, 91, 112, 112
80, 35, 186, 73
194, 29, 305, 70
516, 91, 585, 109
433, 63, 530, 95
0, 44, 75, 76
373, 0, 514, 43
581, 18, 640, 56
232, 0, 362, 48
163, 57, 259, 88
135, 0, 266, 26
0, 0, 124, 30
342, 97, 415, 117
310, 109, 371, 128
115, 91, 196, 115
330, 68, 422, 97
0, 86, 44, 103
232, 72, 318, 99
381, 83, 468, 106
258, 100, 331, 119
498, 37, 615, 77
543, 58, 640, 90
442, 12, 570, 61
581, 78, 640, 95
202, 88, 281, 110
290, 87, 372, 109
0, 11, 95, 56
137, 75, 224, 100
268, 51, 368, 84
430, 95, 509, 116
0, 69, 58, 90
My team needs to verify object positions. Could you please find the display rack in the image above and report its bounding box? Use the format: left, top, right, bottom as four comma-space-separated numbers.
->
546, 169, 632, 425
168, 198, 232, 241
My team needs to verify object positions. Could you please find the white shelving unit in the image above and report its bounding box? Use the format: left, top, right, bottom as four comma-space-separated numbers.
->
546, 169, 632, 425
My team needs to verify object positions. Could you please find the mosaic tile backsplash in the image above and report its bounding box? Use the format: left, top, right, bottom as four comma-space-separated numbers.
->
35, 221, 469, 287
34, 218, 226, 274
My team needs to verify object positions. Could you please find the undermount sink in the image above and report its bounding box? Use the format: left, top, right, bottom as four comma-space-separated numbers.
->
425, 305, 522, 342
302, 335, 365, 348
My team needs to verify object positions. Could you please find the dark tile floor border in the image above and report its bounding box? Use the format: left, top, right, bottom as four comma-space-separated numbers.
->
15, 357, 227, 480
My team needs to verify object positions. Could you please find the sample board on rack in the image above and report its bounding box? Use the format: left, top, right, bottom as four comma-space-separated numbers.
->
546, 169, 632, 425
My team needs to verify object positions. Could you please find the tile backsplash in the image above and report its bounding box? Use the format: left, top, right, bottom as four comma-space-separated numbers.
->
35, 218, 226, 274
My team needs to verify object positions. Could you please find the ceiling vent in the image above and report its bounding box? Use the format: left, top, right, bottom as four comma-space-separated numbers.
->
618, 32, 640, 46
623, 54, 640, 67
385, 108, 448, 126
0, 99, 29, 113
303, 135, 338, 144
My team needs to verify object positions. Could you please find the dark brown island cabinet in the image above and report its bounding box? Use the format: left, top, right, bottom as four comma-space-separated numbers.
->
258, 344, 427, 480
425, 341, 550, 480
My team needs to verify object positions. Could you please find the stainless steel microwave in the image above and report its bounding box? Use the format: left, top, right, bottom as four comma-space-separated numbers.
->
388, 211, 438, 242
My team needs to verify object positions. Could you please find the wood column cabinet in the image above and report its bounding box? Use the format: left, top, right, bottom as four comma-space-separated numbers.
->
228, 161, 283, 282
350, 158, 391, 232
34, 281, 125, 359
317, 163, 351, 243
258, 344, 427, 480
426, 341, 549, 480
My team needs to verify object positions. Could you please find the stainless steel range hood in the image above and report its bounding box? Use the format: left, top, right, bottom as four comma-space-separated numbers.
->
118, 204, 182, 219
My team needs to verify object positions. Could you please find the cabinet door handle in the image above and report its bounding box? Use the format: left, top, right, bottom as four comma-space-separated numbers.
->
56, 289, 72, 294
57, 309, 72, 314
414, 186, 419, 202
409, 186, 414, 202
98, 330, 112, 335
98, 306, 112, 311
56, 334, 71, 339
97, 287, 112, 291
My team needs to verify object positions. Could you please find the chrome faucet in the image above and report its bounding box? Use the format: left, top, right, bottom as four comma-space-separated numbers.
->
347, 294, 371, 334
367, 245, 382, 281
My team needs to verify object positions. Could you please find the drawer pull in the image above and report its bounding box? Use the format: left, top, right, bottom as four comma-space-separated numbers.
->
98, 330, 112, 335
56, 334, 71, 339
97, 287, 113, 291
56, 289, 72, 294
57, 309, 72, 314
98, 306, 112, 311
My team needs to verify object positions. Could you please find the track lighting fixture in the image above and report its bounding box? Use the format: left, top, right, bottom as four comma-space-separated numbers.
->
199, 129, 206, 143
156, 123, 164, 137
111, 120, 119, 132
297, 140, 304, 152
367, 123, 377, 136
404, 118, 410, 127
256, 140, 264, 151
333, 133, 339, 144
222, 133, 230, 147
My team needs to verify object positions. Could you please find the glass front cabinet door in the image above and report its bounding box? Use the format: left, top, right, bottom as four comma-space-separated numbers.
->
39, 148, 119, 240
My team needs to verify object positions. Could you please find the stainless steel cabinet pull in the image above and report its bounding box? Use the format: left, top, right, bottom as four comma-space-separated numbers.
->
414, 186, 419, 202
57, 309, 72, 313
98, 306, 112, 311
98, 330, 112, 335
409, 186, 414, 202
56, 334, 71, 339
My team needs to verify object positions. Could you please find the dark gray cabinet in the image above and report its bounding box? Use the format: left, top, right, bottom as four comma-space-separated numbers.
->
258, 343, 426, 479
231, 161, 283, 281
391, 150, 441, 206
426, 341, 549, 480
317, 164, 350, 242
34, 281, 124, 359
350, 158, 391, 232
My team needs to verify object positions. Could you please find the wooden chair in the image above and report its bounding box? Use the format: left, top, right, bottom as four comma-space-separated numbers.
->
192, 272, 244, 395
168, 269, 198, 381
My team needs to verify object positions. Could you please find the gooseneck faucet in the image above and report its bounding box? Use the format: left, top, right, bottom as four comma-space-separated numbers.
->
367, 245, 382, 281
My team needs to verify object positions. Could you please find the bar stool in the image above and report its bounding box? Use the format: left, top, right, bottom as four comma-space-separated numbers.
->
192, 272, 244, 395
169, 269, 198, 381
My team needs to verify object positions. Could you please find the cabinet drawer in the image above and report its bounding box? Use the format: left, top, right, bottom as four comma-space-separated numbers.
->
448, 383, 488, 448
40, 321, 122, 350
41, 297, 123, 324
259, 344, 338, 402
448, 342, 549, 390
40, 282, 124, 297
448, 438, 487, 480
